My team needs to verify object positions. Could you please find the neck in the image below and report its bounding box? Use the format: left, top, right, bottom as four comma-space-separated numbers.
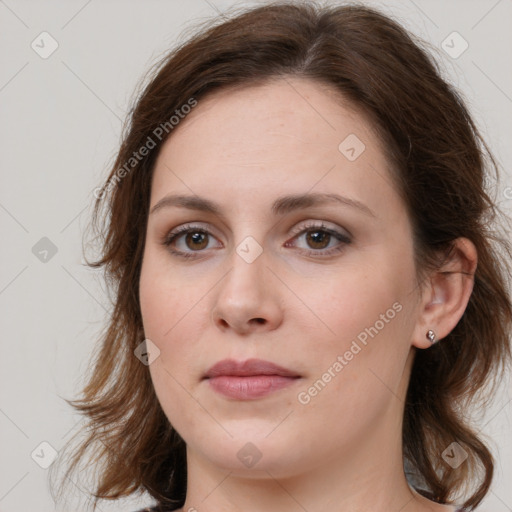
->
181, 409, 420, 512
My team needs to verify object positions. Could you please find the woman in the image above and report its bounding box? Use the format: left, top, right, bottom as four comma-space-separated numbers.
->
50, 2, 512, 511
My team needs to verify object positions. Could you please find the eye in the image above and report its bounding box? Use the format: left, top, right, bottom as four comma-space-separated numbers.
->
285, 221, 352, 257
162, 223, 221, 259
162, 221, 352, 260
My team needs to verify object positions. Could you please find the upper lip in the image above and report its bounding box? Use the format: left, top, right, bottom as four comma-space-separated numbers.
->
203, 358, 301, 379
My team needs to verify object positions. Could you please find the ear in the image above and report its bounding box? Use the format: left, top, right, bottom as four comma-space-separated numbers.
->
412, 237, 477, 349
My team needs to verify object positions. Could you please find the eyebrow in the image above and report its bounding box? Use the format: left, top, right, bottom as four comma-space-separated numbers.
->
149, 192, 376, 218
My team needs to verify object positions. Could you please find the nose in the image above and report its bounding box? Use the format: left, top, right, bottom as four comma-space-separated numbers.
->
211, 249, 284, 335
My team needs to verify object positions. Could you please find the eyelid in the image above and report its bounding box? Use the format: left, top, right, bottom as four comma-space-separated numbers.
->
288, 219, 351, 238
164, 219, 349, 241
285, 221, 352, 255
165, 221, 220, 238
163, 222, 223, 247
162, 219, 352, 258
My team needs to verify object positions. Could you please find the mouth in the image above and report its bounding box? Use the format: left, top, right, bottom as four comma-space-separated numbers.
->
203, 358, 302, 400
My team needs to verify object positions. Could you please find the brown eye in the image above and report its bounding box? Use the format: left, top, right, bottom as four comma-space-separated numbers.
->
305, 230, 331, 250
287, 222, 352, 258
184, 231, 209, 250
163, 225, 222, 259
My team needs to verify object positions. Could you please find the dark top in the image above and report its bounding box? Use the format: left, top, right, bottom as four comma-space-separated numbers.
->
136, 506, 181, 512
136, 506, 467, 511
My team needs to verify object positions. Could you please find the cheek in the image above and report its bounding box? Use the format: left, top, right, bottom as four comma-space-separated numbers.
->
299, 260, 407, 346
139, 248, 198, 340
293, 295, 411, 449
139, 250, 212, 383
294, 255, 414, 401
139, 255, 208, 432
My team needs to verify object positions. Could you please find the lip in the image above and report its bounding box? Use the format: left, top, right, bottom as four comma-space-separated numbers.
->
203, 358, 301, 400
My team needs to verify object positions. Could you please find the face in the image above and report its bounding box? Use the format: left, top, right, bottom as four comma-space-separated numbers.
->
139, 77, 423, 478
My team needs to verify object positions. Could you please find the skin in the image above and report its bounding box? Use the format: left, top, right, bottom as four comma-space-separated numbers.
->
139, 77, 476, 512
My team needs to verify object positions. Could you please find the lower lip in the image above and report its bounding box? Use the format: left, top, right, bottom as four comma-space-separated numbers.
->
207, 375, 299, 399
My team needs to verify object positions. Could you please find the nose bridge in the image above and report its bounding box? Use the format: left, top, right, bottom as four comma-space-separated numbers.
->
212, 238, 283, 332
221, 240, 267, 306
221, 226, 268, 291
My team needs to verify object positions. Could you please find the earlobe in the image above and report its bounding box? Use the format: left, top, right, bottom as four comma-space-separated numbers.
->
412, 237, 477, 349
426, 329, 437, 344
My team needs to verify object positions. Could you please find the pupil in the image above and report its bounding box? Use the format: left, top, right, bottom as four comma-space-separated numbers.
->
307, 230, 330, 249
187, 232, 208, 250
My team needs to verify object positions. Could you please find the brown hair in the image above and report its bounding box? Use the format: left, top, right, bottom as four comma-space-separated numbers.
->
50, 2, 512, 511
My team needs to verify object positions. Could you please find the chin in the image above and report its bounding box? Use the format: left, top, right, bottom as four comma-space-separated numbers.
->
188, 424, 311, 477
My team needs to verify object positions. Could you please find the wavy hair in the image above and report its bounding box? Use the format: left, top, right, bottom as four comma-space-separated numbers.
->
50, 2, 512, 511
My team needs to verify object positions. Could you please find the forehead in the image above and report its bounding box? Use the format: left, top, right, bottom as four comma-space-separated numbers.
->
150, 77, 399, 220
158, 77, 380, 157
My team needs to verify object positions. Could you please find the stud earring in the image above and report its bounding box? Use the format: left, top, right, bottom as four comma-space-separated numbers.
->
426, 329, 437, 344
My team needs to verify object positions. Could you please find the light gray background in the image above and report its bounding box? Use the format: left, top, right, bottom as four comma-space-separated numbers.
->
1, 1, 511, 511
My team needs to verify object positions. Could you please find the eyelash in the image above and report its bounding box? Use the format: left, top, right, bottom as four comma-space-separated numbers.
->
162, 222, 352, 260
